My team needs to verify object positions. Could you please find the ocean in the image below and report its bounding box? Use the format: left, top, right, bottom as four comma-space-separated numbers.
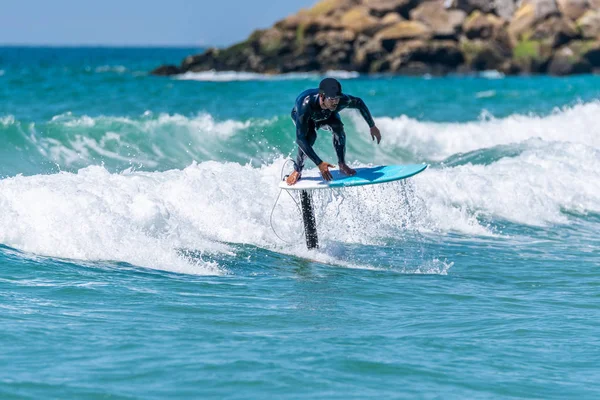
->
1, 46, 599, 399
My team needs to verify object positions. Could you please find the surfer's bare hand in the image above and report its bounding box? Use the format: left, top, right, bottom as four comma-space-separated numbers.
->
370, 126, 381, 144
318, 162, 335, 181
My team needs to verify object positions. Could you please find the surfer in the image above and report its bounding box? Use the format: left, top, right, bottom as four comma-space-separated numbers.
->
286, 77, 381, 185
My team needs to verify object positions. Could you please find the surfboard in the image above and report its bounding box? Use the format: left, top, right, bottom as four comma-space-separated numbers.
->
279, 164, 428, 191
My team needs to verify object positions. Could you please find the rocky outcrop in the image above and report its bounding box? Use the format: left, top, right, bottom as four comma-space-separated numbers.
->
508, 0, 560, 40
547, 44, 592, 74
409, 0, 466, 39
578, 9, 600, 38
152, 0, 600, 77
556, 0, 591, 20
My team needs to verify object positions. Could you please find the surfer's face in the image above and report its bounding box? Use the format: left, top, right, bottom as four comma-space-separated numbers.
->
322, 95, 340, 111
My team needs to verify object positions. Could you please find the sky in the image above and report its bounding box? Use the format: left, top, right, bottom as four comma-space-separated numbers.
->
0, 0, 318, 46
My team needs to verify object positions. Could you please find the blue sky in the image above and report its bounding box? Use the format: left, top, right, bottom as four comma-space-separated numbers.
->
1, 0, 317, 46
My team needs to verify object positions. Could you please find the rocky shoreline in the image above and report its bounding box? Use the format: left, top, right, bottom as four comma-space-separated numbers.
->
152, 0, 600, 77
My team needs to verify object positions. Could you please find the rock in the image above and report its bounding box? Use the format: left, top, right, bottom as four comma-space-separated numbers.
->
316, 29, 357, 45
499, 59, 524, 74
530, 16, 579, 48
463, 11, 506, 40
180, 48, 222, 72
547, 44, 592, 74
509, 0, 560, 40
394, 62, 438, 75
576, 10, 600, 39
151, 0, 600, 77
381, 12, 404, 25
317, 38, 355, 69
275, 14, 310, 30
303, 0, 357, 18
460, 38, 508, 70
376, 21, 433, 52
363, 0, 420, 18
493, 25, 515, 55
495, 0, 517, 21
150, 65, 180, 76
369, 57, 392, 72
530, 0, 560, 18
387, 40, 464, 74
302, 16, 345, 34
410, 0, 467, 39
202, 34, 287, 72
318, 46, 355, 69
408, 40, 465, 66
471, 44, 508, 70
353, 36, 388, 71
258, 29, 289, 56
569, 39, 600, 66
556, 0, 590, 21
279, 51, 321, 72
447, 0, 495, 14
585, 50, 600, 69
447, 0, 517, 20
339, 6, 381, 33
512, 36, 554, 72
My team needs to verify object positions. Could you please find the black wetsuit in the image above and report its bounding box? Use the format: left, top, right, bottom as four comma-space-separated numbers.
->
291, 88, 375, 173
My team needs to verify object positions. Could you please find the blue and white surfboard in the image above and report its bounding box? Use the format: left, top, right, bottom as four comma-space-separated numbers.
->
279, 164, 428, 191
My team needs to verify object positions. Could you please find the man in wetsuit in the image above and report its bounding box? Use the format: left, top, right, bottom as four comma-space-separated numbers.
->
286, 77, 381, 185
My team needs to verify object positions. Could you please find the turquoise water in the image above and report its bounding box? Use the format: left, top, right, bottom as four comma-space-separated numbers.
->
1, 47, 599, 399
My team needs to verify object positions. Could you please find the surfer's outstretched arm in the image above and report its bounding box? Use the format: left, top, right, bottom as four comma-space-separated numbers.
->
344, 95, 376, 128
343, 94, 381, 144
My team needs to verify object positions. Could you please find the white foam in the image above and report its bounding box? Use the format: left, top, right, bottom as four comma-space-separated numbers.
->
475, 90, 496, 99
0, 158, 428, 274
2, 139, 597, 274
312, 139, 600, 236
95, 65, 127, 73
363, 101, 600, 161
0, 165, 231, 275
176, 70, 359, 82
0, 115, 15, 126
177, 71, 268, 82
151, 112, 251, 139
417, 140, 600, 228
324, 70, 361, 79
479, 70, 505, 79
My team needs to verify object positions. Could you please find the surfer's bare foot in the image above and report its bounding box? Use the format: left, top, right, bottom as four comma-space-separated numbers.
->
339, 163, 356, 176
286, 170, 301, 185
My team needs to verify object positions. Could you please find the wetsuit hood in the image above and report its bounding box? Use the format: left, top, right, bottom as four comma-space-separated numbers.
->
319, 78, 342, 98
